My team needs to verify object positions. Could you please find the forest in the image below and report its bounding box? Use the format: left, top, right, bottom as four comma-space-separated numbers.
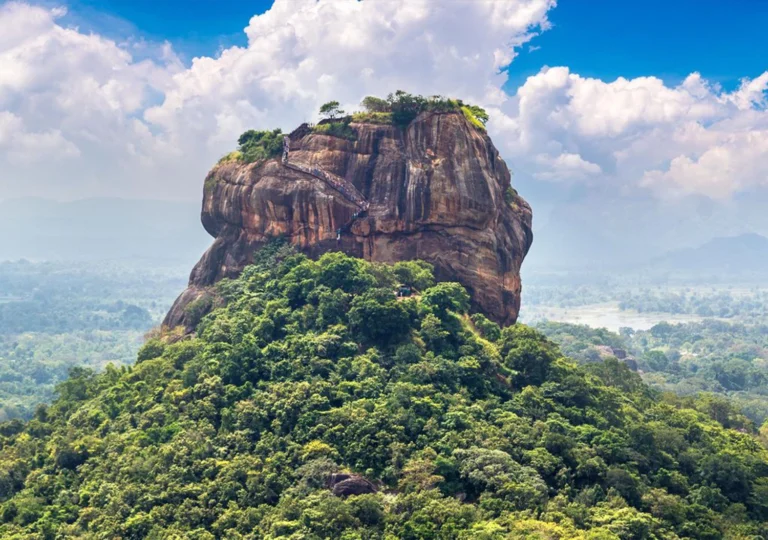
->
0, 261, 185, 421
523, 283, 768, 323
1, 244, 767, 539
536, 320, 768, 426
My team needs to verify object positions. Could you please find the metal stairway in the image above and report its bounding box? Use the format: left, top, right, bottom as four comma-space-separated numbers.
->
282, 137, 369, 211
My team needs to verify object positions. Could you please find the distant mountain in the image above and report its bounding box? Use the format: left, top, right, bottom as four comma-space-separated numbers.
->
517, 179, 768, 275
650, 233, 768, 276
0, 197, 210, 265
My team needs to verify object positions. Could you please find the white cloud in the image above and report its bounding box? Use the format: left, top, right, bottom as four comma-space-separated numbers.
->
491, 67, 768, 199
0, 1, 184, 198
0, 0, 556, 200
144, 0, 555, 153
641, 131, 768, 199
0, 0, 766, 209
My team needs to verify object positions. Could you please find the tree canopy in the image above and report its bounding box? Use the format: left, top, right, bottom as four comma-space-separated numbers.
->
236, 128, 284, 163
1, 243, 767, 538
319, 101, 345, 120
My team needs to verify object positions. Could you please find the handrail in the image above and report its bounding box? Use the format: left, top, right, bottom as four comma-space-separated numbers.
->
282, 136, 369, 211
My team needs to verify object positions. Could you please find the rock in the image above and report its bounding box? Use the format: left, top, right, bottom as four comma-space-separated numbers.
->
329, 473, 377, 497
594, 345, 615, 359
623, 358, 639, 372
165, 111, 533, 329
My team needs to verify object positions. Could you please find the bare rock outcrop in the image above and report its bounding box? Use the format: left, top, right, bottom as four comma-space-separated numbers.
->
165, 111, 532, 328
328, 473, 377, 497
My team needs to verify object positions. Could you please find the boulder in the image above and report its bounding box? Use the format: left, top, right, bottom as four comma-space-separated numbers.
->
329, 473, 377, 497
165, 111, 532, 329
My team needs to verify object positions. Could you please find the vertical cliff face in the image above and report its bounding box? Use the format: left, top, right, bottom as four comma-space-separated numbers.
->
165, 111, 533, 328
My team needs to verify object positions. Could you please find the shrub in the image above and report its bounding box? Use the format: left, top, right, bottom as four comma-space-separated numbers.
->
204, 173, 218, 193
387, 90, 427, 126
462, 105, 488, 130
361, 96, 389, 113
471, 313, 501, 341
238, 128, 283, 163
505, 186, 518, 204
217, 150, 243, 164
312, 121, 357, 141
351, 112, 393, 124
358, 91, 489, 129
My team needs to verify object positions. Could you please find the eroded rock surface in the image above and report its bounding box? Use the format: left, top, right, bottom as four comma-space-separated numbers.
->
328, 473, 377, 497
165, 111, 532, 328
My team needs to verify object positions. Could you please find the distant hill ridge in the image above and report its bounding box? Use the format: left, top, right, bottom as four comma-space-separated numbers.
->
652, 233, 768, 274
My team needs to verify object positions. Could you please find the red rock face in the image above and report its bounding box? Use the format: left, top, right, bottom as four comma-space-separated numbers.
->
165, 111, 532, 328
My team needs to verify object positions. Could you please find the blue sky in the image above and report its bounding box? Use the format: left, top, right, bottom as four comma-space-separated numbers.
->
3, 0, 767, 251
65, 0, 768, 91
506, 0, 768, 92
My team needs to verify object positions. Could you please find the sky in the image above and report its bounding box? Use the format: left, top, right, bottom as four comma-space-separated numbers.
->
60, 0, 768, 90
1, 0, 767, 261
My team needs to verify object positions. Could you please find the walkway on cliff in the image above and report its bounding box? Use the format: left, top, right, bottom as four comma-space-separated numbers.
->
282, 137, 369, 211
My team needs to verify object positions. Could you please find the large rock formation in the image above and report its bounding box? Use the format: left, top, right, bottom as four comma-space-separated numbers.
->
165, 111, 532, 328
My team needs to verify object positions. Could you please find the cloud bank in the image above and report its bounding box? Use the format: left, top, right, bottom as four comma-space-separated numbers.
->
494, 68, 768, 200
0, 0, 766, 209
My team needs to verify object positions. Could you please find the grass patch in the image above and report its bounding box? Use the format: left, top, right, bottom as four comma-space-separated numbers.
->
351, 112, 394, 125
462, 106, 487, 131
217, 150, 243, 165
312, 122, 357, 141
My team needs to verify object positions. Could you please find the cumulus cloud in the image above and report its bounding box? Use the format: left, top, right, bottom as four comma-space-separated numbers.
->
0, 0, 766, 208
0, 0, 555, 200
0, 1, 181, 198
492, 67, 768, 199
144, 0, 555, 158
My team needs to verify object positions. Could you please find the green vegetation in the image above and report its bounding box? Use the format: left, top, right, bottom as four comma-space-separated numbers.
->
536, 320, 768, 425
350, 111, 393, 124
204, 172, 218, 193
312, 120, 357, 141
2, 244, 767, 538
215, 130, 283, 167
504, 186, 518, 205
319, 100, 345, 121
313, 101, 356, 139
462, 105, 489, 130
618, 289, 768, 319
0, 260, 185, 422
237, 128, 284, 164
357, 91, 490, 128
217, 150, 243, 165
224, 91, 490, 160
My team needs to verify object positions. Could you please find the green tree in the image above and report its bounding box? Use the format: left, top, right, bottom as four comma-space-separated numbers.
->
319, 100, 345, 120
465, 105, 489, 125
499, 325, 559, 386
421, 282, 470, 318
361, 96, 389, 113
1, 245, 768, 539
237, 128, 284, 163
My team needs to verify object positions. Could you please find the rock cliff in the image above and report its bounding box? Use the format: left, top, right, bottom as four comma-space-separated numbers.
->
165, 111, 532, 328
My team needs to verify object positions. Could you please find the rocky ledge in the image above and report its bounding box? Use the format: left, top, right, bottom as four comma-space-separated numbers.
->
165, 110, 532, 328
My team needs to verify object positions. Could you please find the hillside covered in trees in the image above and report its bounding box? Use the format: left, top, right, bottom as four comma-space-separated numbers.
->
536, 320, 768, 427
0, 261, 187, 422
1, 245, 768, 539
